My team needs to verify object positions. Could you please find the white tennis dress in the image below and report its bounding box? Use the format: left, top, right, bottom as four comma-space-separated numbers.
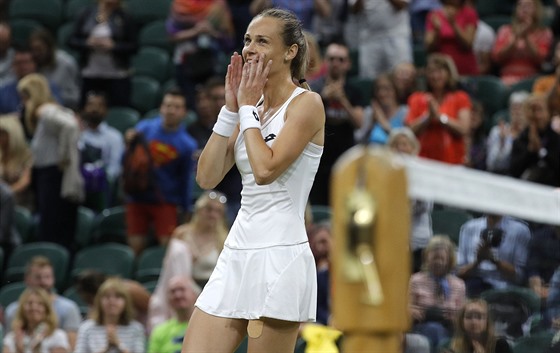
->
195, 87, 323, 322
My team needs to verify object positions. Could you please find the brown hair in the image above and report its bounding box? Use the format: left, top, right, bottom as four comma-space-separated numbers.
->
513, 0, 544, 30
426, 53, 459, 92
451, 299, 497, 353
13, 288, 58, 336
421, 235, 456, 273
24, 256, 53, 278
91, 278, 135, 325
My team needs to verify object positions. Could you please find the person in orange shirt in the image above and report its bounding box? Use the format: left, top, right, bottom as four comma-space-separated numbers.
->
533, 40, 560, 133
405, 53, 471, 164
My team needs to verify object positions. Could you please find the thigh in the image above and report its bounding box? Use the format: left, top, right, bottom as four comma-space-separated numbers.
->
151, 203, 177, 239
182, 307, 247, 353
247, 318, 300, 353
126, 203, 151, 235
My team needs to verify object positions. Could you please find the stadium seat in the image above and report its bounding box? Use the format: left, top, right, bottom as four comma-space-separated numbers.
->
64, 0, 95, 22
92, 206, 127, 244
63, 286, 89, 318
347, 77, 373, 106
57, 22, 74, 51
5, 242, 70, 291
0, 282, 26, 308
141, 280, 159, 293
476, 0, 498, 18
71, 243, 135, 279
311, 205, 332, 223
14, 206, 36, 244
10, 19, 43, 48
131, 76, 162, 114
75, 206, 96, 250
9, 0, 63, 32
413, 43, 427, 68
348, 49, 359, 77
462, 75, 508, 117
127, 0, 172, 27
513, 332, 554, 353
105, 106, 141, 135
135, 245, 166, 283
508, 76, 539, 97
431, 208, 473, 246
139, 20, 173, 53
131, 46, 171, 83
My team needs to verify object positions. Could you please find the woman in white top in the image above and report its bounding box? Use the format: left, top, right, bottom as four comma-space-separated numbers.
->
182, 8, 325, 353
74, 278, 145, 353
3, 288, 70, 353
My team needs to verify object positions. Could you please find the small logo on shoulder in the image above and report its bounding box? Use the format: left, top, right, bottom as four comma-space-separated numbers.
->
264, 133, 276, 142
253, 111, 259, 121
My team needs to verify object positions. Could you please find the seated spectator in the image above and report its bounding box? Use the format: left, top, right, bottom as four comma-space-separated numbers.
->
491, 0, 552, 86
0, 22, 14, 86
74, 270, 151, 326
444, 299, 513, 353
486, 91, 530, 174
147, 275, 200, 353
3, 288, 71, 353
510, 93, 560, 187
456, 214, 531, 297
465, 101, 487, 170
68, 0, 137, 107
409, 236, 466, 351
405, 53, 471, 165
393, 62, 418, 105
0, 114, 33, 211
78, 91, 125, 211
308, 221, 332, 326
425, 0, 479, 76
388, 128, 433, 273
4, 256, 82, 349
363, 73, 408, 145
74, 278, 145, 353
527, 225, 560, 301
29, 28, 81, 110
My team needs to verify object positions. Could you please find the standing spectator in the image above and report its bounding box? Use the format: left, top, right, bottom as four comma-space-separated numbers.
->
148, 276, 200, 353
309, 41, 363, 206
17, 73, 83, 250
409, 236, 466, 352
4, 256, 82, 350
0, 21, 14, 85
250, 0, 332, 32
486, 91, 530, 174
509, 93, 560, 187
74, 278, 146, 353
425, 0, 479, 76
410, 0, 442, 44
78, 91, 125, 211
352, 0, 412, 80
3, 288, 71, 353
445, 299, 513, 353
456, 215, 531, 297
405, 53, 471, 165
491, 0, 553, 86
68, 0, 137, 107
125, 87, 198, 256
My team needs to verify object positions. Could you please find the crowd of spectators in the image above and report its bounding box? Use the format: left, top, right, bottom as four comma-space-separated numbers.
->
0, 0, 559, 352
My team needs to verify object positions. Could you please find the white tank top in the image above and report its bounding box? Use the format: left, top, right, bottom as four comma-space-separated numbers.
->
226, 87, 323, 249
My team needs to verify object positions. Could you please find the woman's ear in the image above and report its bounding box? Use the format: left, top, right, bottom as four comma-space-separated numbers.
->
285, 44, 298, 62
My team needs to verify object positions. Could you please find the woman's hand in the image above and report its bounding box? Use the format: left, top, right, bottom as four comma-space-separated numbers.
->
106, 325, 120, 347
225, 52, 243, 112
237, 53, 272, 107
527, 123, 542, 152
472, 340, 486, 353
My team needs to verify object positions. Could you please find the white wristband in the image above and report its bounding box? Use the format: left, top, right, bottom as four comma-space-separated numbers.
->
239, 105, 261, 134
212, 106, 238, 137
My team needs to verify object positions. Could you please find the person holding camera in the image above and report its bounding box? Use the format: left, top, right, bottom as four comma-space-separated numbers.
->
456, 214, 531, 297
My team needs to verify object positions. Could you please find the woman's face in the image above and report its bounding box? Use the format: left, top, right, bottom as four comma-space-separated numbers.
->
100, 289, 126, 318
391, 135, 416, 155
426, 64, 449, 91
516, 0, 536, 24
23, 293, 47, 326
463, 302, 488, 338
242, 16, 289, 76
426, 247, 449, 277
198, 199, 226, 225
526, 99, 550, 130
310, 228, 331, 261
375, 77, 396, 106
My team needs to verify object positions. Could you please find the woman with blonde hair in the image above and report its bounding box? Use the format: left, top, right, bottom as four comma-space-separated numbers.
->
75, 278, 145, 353
3, 288, 70, 353
17, 73, 83, 251
447, 299, 512, 353
0, 114, 33, 209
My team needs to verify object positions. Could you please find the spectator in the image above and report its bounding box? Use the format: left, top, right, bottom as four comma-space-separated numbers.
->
365, 73, 408, 145
2, 288, 71, 353
0, 180, 19, 257
29, 28, 81, 110
491, 0, 552, 86
388, 127, 433, 273
351, 0, 412, 80
409, 0, 442, 44
147, 276, 200, 353
533, 40, 560, 133
74, 278, 146, 353
125, 87, 198, 256
17, 73, 83, 250
309, 41, 364, 206
527, 225, 560, 301
308, 221, 332, 326
167, 0, 234, 109
405, 53, 471, 165
312, 0, 347, 48
486, 90, 530, 174
78, 91, 125, 211
445, 299, 513, 353
0, 114, 33, 210
393, 62, 418, 105
547, 265, 560, 330
250, 0, 331, 32
510, 93, 560, 187
74, 270, 151, 327
425, 0, 479, 76
68, 0, 137, 107
456, 214, 531, 297
465, 101, 487, 170
4, 256, 82, 349
0, 21, 14, 85
473, 15, 497, 75
409, 236, 466, 351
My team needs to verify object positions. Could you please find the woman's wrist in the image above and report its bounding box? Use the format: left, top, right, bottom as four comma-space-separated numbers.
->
239, 105, 261, 134
212, 106, 239, 137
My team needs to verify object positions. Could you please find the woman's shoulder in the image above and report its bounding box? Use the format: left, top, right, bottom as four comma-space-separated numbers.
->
125, 320, 145, 332
287, 89, 325, 119
78, 319, 97, 331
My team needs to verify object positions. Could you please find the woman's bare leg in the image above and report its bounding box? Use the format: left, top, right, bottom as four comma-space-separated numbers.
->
247, 318, 300, 353
182, 308, 247, 353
